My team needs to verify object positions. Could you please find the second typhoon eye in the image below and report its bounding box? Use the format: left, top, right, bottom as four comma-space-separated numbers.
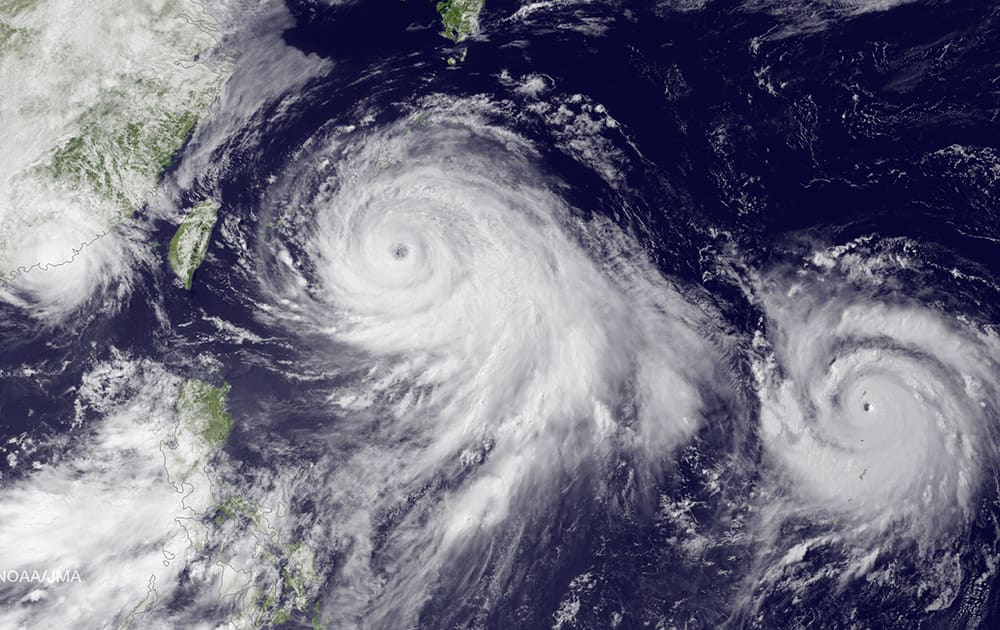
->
2, 0, 999, 628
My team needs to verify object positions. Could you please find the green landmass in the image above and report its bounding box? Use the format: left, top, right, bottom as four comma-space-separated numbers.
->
168, 199, 221, 289
238, 541, 321, 628
176, 379, 234, 447
411, 111, 431, 127
48, 87, 212, 212
0, 0, 37, 14
0, 0, 35, 54
286, 544, 319, 602
446, 47, 468, 66
311, 603, 324, 630
271, 609, 291, 625
215, 495, 259, 525
0, 20, 16, 46
435, 0, 484, 42
202, 485, 327, 628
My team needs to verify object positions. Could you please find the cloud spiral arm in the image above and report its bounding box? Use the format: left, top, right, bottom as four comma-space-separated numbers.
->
252, 109, 726, 624
740, 242, 1000, 615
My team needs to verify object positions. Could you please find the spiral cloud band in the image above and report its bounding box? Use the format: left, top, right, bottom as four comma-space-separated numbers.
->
759, 300, 992, 525
746, 242, 1000, 609
1, 105, 999, 627
251, 106, 724, 623
4, 2, 1000, 627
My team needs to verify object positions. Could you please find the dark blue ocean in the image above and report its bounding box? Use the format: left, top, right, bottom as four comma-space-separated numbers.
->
3, 0, 1000, 627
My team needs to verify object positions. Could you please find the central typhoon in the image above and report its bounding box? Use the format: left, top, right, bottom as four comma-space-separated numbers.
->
1, 0, 1000, 628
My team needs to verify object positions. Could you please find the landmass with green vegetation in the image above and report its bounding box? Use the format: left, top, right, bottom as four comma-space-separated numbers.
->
436, 0, 484, 42
168, 379, 327, 629
168, 199, 221, 290
0, 0, 32, 50
0, 0, 228, 281
235, 542, 323, 628
214, 495, 259, 525
50, 103, 204, 210
176, 379, 234, 447
0, 20, 19, 48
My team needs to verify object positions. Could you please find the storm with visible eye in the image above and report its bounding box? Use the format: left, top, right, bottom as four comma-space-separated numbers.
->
1, 0, 1000, 628
247, 110, 731, 626
733, 239, 1000, 625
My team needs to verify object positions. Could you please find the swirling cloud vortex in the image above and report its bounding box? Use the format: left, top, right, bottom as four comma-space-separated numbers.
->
260, 112, 720, 619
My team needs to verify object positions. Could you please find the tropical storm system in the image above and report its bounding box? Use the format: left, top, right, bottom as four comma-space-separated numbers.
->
2, 0, 1000, 628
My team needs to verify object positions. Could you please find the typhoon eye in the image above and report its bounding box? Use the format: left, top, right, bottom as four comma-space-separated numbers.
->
245, 114, 726, 624
744, 251, 1000, 619
759, 304, 990, 524
391, 243, 410, 260
5, 1, 1000, 627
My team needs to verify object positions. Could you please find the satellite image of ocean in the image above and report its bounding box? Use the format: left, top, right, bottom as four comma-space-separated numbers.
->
2, 0, 1000, 628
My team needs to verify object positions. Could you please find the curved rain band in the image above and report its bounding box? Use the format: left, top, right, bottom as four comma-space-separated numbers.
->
0, 1, 999, 628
